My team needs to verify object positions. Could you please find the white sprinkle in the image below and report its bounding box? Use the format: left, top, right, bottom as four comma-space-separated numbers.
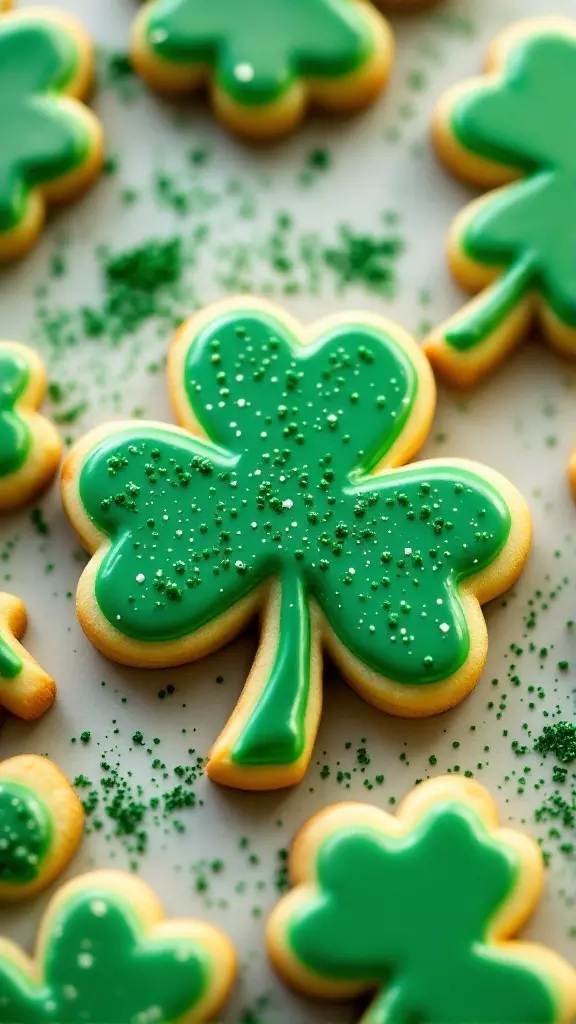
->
77, 953, 94, 969
439, 622, 450, 633
234, 62, 254, 82
90, 900, 107, 917
282, 499, 293, 509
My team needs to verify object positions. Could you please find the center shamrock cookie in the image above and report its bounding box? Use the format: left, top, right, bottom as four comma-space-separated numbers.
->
131, 0, 394, 140
62, 297, 532, 791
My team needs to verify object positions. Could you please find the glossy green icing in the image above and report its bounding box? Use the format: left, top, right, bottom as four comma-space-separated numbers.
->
288, 801, 559, 1023
0, 886, 212, 1021
0, 17, 91, 232
77, 308, 512, 768
447, 31, 576, 351
0, 348, 30, 478
144, 0, 375, 106
0, 781, 52, 884
0, 634, 23, 679
232, 566, 311, 766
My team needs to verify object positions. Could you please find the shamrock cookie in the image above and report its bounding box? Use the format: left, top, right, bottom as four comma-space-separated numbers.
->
268, 776, 576, 1023
0, 343, 61, 512
426, 18, 576, 386
0, 869, 236, 1021
0, 755, 83, 901
63, 298, 532, 790
131, 0, 394, 141
0, 6, 104, 261
0, 592, 55, 720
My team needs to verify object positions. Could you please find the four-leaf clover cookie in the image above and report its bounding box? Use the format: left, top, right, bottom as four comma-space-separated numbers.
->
62, 297, 532, 791
0, 6, 104, 261
0, 754, 83, 901
426, 18, 576, 386
131, 0, 394, 140
268, 776, 576, 1024
0, 343, 61, 512
0, 869, 236, 1022
0, 592, 55, 720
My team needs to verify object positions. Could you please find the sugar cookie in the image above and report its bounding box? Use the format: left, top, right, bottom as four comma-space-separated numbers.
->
63, 298, 531, 790
0, 755, 83, 901
0, 869, 236, 1021
268, 776, 576, 1023
569, 448, 576, 502
427, 18, 576, 386
0, 6, 104, 261
131, 0, 394, 141
0, 592, 55, 720
0, 343, 61, 512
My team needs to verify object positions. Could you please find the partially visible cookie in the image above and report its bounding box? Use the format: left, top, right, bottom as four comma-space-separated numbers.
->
0, 755, 83, 901
0, 6, 104, 260
268, 776, 576, 1023
0, 342, 61, 511
376, 0, 442, 9
0, 592, 55, 720
131, 0, 394, 140
0, 869, 236, 1019
427, 18, 576, 385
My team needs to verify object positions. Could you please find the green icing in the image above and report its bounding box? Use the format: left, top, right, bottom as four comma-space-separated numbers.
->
77, 308, 512, 769
0, 17, 91, 232
0, 634, 23, 679
447, 31, 576, 352
144, 0, 375, 106
233, 566, 311, 766
0, 348, 31, 478
0, 781, 52, 884
288, 802, 559, 1023
0, 886, 212, 1021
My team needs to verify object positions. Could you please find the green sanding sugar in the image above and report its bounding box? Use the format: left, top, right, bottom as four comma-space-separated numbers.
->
82, 237, 186, 340
534, 723, 576, 764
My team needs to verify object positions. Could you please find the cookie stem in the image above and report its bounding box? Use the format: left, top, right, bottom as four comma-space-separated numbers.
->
231, 567, 311, 767
445, 254, 536, 352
